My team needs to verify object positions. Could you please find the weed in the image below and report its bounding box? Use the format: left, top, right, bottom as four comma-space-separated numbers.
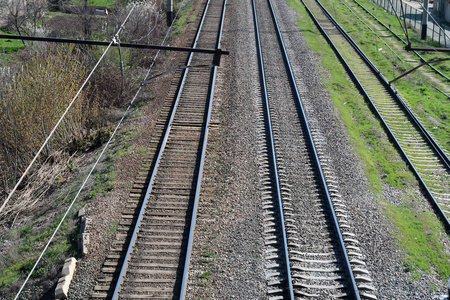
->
197, 272, 211, 279
71, 0, 115, 7
198, 282, 208, 287
201, 252, 215, 257
86, 165, 116, 199
19, 225, 32, 237
107, 221, 118, 234
199, 259, 210, 264
172, 3, 195, 36
136, 146, 147, 156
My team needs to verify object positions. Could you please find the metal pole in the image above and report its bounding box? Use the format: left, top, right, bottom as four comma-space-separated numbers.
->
421, 0, 429, 39
166, 0, 173, 26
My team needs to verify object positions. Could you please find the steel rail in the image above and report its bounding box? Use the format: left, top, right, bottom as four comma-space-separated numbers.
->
179, 0, 227, 297
111, 0, 213, 297
251, 0, 294, 297
266, 0, 361, 298
351, 0, 450, 82
300, 0, 450, 229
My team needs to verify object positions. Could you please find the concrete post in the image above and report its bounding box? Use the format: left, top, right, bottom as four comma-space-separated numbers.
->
421, 0, 429, 40
447, 275, 450, 299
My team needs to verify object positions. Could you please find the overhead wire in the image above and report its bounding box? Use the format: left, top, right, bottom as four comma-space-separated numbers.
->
11, 0, 190, 298
0, 6, 136, 217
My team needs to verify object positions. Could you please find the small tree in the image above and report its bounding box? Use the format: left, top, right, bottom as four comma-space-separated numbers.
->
0, 0, 47, 38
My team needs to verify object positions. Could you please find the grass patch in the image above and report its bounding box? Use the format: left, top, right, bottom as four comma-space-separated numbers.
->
385, 201, 450, 280
86, 165, 116, 199
287, 0, 414, 191
107, 221, 118, 234
201, 252, 215, 258
71, 0, 115, 7
197, 272, 211, 279
0, 210, 78, 290
172, 2, 196, 36
0, 30, 25, 54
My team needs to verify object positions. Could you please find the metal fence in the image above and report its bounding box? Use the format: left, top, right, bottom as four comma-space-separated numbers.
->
370, 0, 449, 47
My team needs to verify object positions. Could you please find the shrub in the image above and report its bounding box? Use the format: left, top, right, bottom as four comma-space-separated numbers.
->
0, 45, 99, 197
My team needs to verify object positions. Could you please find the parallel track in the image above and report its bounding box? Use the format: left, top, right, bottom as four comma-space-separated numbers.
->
253, 0, 376, 297
91, 0, 226, 297
300, 0, 450, 227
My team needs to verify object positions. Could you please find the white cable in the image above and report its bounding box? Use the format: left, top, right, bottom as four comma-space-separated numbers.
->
12, 1, 188, 298
0, 5, 136, 217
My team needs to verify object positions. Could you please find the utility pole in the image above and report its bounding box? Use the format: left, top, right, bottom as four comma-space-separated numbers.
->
421, 0, 429, 40
166, 0, 173, 26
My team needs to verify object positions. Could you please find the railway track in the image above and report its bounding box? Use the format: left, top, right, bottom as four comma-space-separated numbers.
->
91, 0, 226, 297
299, 0, 450, 227
252, 0, 377, 297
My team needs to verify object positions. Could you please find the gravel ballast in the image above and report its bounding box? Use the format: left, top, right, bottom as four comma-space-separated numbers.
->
66, 0, 450, 298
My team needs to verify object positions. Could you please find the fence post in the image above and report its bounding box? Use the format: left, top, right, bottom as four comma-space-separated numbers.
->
433, 22, 435, 43
414, 7, 417, 29
439, 27, 441, 45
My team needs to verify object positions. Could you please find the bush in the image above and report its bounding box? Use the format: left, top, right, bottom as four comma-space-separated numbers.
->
0, 45, 99, 195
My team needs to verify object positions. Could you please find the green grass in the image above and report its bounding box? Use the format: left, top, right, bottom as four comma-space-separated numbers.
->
287, 0, 414, 191
0, 210, 78, 289
172, 3, 196, 36
0, 30, 25, 54
107, 221, 118, 234
71, 0, 115, 7
197, 272, 211, 279
385, 201, 450, 280
86, 165, 116, 198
